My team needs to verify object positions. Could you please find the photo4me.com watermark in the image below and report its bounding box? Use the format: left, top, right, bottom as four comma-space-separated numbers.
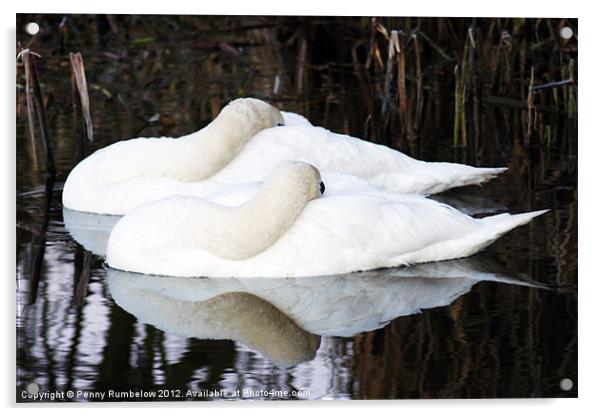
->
20, 384, 312, 401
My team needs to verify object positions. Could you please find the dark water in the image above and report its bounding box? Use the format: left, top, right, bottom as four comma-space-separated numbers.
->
16, 15, 577, 401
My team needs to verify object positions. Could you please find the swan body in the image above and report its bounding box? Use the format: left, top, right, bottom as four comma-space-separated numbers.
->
106, 162, 546, 278
63, 98, 505, 215
63, 182, 508, 258
210, 122, 506, 196
62, 172, 377, 257
62, 98, 284, 214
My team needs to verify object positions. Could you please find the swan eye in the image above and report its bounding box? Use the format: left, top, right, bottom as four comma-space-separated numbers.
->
319, 181, 325, 195
276, 122, 284, 127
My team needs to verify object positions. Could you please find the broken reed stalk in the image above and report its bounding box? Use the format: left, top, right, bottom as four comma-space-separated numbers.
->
381, 30, 399, 142
453, 65, 463, 147
71, 66, 84, 161
453, 65, 460, 146
492, 31, 512, 96
452, 28, 480, 148
365, 18, 377, 70
466, 27, 476, 152
396, 32, 407, 137
526, 66, 536, 145
23, 58, 39, 168
566, 59, 576, 120
365, 18, 385, 70
295, 34, 308, 94
412, 34, 422, 137
69, 52, 94, 161
460, 36, 469, 147
21, 49, 55, 174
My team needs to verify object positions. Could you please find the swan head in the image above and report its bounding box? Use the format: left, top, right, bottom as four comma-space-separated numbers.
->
222, 97, 285, 131
266, 161, 324, 203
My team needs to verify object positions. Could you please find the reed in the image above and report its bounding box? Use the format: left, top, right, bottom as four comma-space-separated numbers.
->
381, 30, 399, 140
412, 34, 422, 139
453, 65, 463, 147
465, 27, 476, 152
526, 66, 536, 145
19, 49, 55, 174
15, 16, 578, 159
396, 32, 407, 138
69, 52, 93, 161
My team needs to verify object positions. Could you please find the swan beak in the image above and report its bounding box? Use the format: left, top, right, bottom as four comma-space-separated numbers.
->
320, 181, 325, 195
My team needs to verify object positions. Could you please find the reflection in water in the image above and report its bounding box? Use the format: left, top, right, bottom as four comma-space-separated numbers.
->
109, 282, 321, 368
17, 185, 578, 401
63, 207, 119, 257
108, 259, 545, 367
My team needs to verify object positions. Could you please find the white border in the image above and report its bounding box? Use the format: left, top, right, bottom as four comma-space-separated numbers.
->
2, 1, 598, 414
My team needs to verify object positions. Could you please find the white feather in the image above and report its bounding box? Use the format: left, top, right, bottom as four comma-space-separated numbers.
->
62, 98, 506, 215
106, 163, 546, 278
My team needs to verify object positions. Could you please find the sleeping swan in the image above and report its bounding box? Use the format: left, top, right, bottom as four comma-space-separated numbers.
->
106, 162, 546, 278
63, 97, 505, 215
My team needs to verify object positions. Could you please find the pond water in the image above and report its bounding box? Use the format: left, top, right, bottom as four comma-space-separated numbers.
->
16, 15, 577, 400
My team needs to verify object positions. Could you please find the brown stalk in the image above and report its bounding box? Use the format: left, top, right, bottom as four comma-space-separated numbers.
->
295, 35, 308, 94
412, 34, 423, 135
397, 32, 407, 135
21, 49, 55, 174
70, 52, 94, 161
526, 66, 537, 145
381, 30, 399, 144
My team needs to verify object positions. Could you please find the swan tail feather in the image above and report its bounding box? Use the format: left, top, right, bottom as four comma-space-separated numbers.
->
389, 209, 548, 266
439, 166, 508, 191
463, 209, 549, 255
395, 164, 508, 195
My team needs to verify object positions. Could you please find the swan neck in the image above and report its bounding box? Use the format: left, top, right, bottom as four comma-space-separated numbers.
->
183, 109, 264, 180
235, 177, 309, 257
110, 281, 319, 367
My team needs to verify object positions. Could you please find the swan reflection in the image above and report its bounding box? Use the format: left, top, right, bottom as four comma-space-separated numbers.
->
107, 256, 545, 368
63, 207, 120, 257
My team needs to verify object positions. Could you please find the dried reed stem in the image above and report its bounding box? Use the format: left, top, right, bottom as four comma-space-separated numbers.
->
453, 65, 462, 147
21, 49, 55, 174
70, 52, 94, 161
397, 33, 407, 136
412, 34, 423, 136
527, 66, 536, 144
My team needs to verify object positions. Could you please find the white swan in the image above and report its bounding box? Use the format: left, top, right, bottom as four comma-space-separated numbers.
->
62, 97, 505, 215
63, 183, 507, 258
106, 161, 546, 278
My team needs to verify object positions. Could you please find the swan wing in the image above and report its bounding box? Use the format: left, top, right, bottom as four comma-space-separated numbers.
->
213, 125, 505, 194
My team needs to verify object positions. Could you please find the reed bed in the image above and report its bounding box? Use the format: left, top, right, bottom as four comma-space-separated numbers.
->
16, 15, 577, 174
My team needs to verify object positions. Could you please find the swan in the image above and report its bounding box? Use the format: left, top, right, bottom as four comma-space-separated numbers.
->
63, 176, 507, 258
62, 97, 506, 215
106, 161, 546, 278
63, 177, 506, 258
107, 257, 545, 366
